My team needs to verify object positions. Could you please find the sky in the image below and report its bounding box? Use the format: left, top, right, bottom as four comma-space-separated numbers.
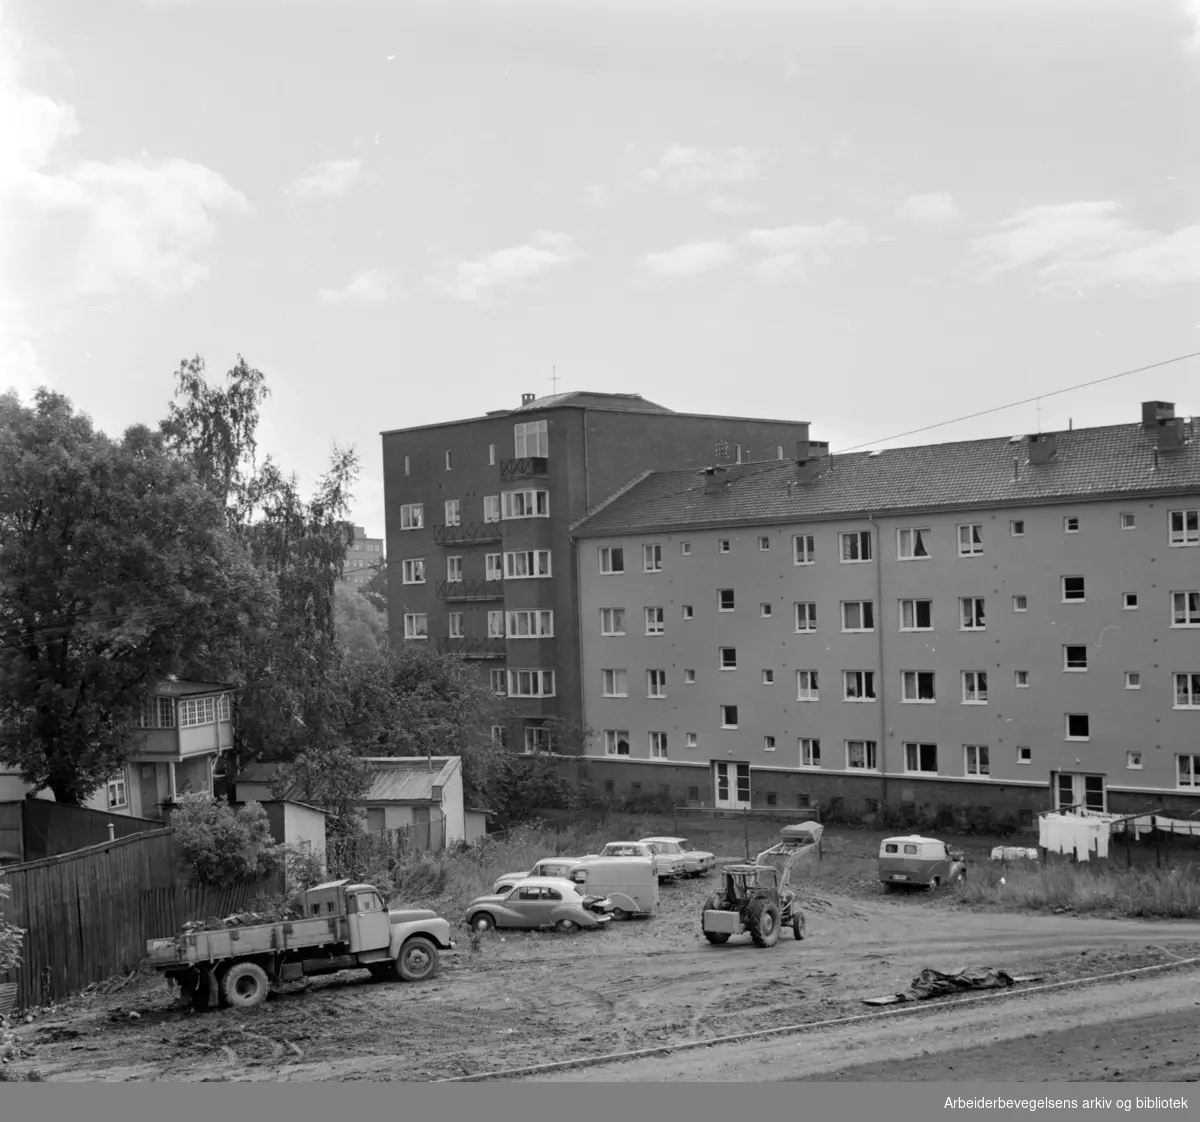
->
2, 0, 1199, 537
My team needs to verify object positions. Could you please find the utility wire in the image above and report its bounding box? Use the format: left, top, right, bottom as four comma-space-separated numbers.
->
835, 350, 1200, 455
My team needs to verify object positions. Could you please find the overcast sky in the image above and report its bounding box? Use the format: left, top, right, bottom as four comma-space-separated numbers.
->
3, 0, 1199, 536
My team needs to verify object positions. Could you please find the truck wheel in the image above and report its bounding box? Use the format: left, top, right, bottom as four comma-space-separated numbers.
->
221, 961, 270, 1009
747, 898, 781, 948
396, 936, 439, 982
703, 930, 731, 944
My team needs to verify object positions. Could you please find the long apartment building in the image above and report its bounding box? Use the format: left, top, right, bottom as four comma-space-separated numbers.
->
380, 390, 813, 750
571, 399, 1200, 822
340, 524, 384, 589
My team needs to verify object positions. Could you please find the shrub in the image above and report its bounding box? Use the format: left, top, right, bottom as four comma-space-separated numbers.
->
284, 845, 326, 893
170, 793, 286, 885
0, 878, 23, 974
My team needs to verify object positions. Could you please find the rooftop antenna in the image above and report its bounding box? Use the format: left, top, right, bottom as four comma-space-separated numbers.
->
1036, 397, 1042, 433
550, 366, 559, 393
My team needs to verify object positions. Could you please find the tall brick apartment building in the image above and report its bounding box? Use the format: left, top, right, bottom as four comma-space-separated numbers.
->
380, 390, 814, 750
571, 399, 1200, 824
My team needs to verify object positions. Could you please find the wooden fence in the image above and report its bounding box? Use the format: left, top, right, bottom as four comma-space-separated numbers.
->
0, 829, 282, 1010
0, 798, 159, 864
326, 816, 447, 879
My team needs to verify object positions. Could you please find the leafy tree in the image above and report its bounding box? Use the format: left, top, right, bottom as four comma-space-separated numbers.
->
333, 583, 387, 659
0, 879, 23, 974
0, 390, 273, 803
169, 793, 286, 884
359, 558, 387, 616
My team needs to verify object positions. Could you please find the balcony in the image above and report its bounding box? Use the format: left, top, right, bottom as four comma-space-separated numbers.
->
436, 579, 504, 602
433, 520, 503, 546
500, 456, 549, 482
435, 637, 506, 660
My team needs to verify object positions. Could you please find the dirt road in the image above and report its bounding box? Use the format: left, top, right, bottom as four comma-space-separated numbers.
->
7, 872, 1200, 1082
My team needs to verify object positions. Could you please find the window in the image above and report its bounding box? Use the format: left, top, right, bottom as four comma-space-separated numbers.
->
446, 555, 463, 583
402, 558, 425, 584
960, 598, 986, 629
488, 443, 497, 466
681, 604, 694, 620
483, 495, 501, 523
1064, 516, 1079, 533
403, 613, 428, 640
1013, 595, 1027, 612
721, 705, 738, 728
650, 732, 668, 759
1066, 713, 1090, 740
1017, 746, 1032, 764
1121, 513, 1136, 530
1125, 672, 1141, 690
761, 669, 775, 685
443, 500, 460, 526
795, 602, 817, 631
718, 589, 735, 611
902, 670, 935, 703
719, 647, 737, 670
490, 725, 506, 744
1014, 670, 1029, 688
217, 694, 230, 721
1063, 645, 1087, 671
508, 669, 556, 697
524, 727, 550, 754
797, 670, 818, 701
514, 419, 548, 458
448, 612, 464, 638
489, 669, 506, 694
1172, 591, 1200, 627
1175, 673, 1200, 708
846, 740, 878, 771
897, 527, 931, 559
1062, 576, 1085, 601
899, 599, 932, 630
962, 671, 988, 703
965, 744, 990, 775
1123, 592, 1138, 610
1169, 509, 1199, 546
957, 524, 983, 556
904, 743, 938, 774
445, 450, 452, 471
505, 550, 552, 578
602, 670, 628, 697
1010, 520, 1025, 536
1126, 750, 1143, 770
758, 536, 771, 551
506, 610, 553, 637
600, 608, 626, 635
763, 735, 776, 752
107, 774, 128, 809
604, 730, 630, 756
400, 503, 423, 530
684, 669, 696, 684
485, 553, 503, 581
647, 669, 667, 698
501, 490, 549, 519
403, 454, 411, 476
1179, 754, 1200, 788
599, 547, 624, 574
487, 611, 504, 638
686, 733, 698, 748
643, 544, 663, 572
841, 601, 875, 632
840, 530, 871, 562
800, 738, 820, 768
844, 670, 876, 702
718, 539, 731, 554
645, 607, 665, 635
680, 541, 692, 555
793, 535, 815, 564
760, 602, 772, 618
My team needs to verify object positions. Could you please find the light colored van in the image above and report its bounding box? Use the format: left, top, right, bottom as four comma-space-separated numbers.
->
878, 835, 967, 890
569, 856, 659, 919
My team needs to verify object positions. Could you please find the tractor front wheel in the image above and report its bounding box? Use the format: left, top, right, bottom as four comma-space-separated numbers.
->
747, 898, 781, 948
703, 930, 730, 944
792, 912, 806, 941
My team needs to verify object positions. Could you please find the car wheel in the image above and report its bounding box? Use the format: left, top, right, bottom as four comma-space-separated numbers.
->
555, 919, 578, 933
929, 876, 941, 891
396, 936, 439, 982
470, 912, 496, 932
221, 961, 270, 1009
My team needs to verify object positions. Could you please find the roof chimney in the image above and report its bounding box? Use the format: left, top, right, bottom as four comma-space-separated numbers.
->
1028, 432, 1058, 464
1155, 416, 1187, 452
1142, 401, 1174, 430
702, 466, 728, 495
521, 392, 536, 406
796, 437, 810, 462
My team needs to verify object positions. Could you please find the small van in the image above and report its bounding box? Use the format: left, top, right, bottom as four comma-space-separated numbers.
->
878, 835, 966, 890
569, 857, 659, 919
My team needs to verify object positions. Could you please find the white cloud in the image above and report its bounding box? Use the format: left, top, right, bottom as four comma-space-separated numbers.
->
639, 145, 763, 192
1184, 0, 1200, 52
285, 158, 363, 203
973, 201, 1200, 289
581, 183, 609, 208
0, 333, 47, 404
895, 191, 960, 226
741, 218, 868, 283
641, 240, 737, 278
708, 196, 760, 215
427, 231, 578, 304
318, 268, 395, 306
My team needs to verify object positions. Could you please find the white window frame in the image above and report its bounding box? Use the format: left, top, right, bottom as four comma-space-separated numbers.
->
761, 669, 775, 686
903, 742, 938, 775
1010, 519, 1024, 536
898, 599, 932, 631
514, 419, 548, 458
446, 555, 463, 583
839, 530, 872, 563
445, 450, 452, 471
964, 744, 990, 776
647, 669, 667, 698
506, 610, 554, 638
403, 454, 411, 476
402, 558, 425, 584
1065, 713, 1090, 741
504, 550, 552, 579
217, 694, 230, 722
598, 547, 625, 574
758, 536, 771, 552
957, 523, 983, 556
650, 731, 668, 759
448, 612, 464, 638
962, 670, 988, 704
400, 503, 423, 530
1017, 745, 1032, 765
1124, 672, 1141, 690
1063, 645, 1088, 672
684, 669, 696, 684
643, 544, 663, 572
403, 613, 428, 640
489, 669, 506, 695
487, 610, 505, 638
1171, 591, 1200, 627
645, 607, 665, 635
846, 739, 878, 771
792, 534, 814, 565
600, 608, 626, 636
795, 602, 817, 632
797, 670, 818, 701
507, 669, 556, 698
602, 669, 628, 697
488, 444, 497, 466
799, 738, 820, 768
686, 732, 698, 748
524, 727, 551, 755
680, 541, 691, 555
763, 735, 776, 752
960, 597, 986, 630
902, 670, 935, 703
107, 773, 128, 810
720, 705, 739, 729
760, 602, 772, 618
897, 527, 932, 560
1123, 592, 1139, 610
604, 730, 631, 757
179, 697, 217, 728
718, 539, 731, 554
1013, 595, 1027, 612
1168, 509, 1199, 547
1126, 750, 1143, 770
1062, 576, 1085, 602
1174, 672, 1200, 709
1014, 670, 1030, 688
444, 499, 461, 526
841, 600, 875, 632
843, 670, 876, 702
717, 589, 735, 612
501, 489, 550, 519
1178, 753, 1200, 789
483, 495, 501, 523
1120, 512, 1136, 530
682, 604, 694, 620
1064, 516, 1080, 533
719, 647, 737, 671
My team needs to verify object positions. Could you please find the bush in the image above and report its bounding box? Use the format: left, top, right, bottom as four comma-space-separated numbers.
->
0, 878, 23, 974
170, 793, 286, 885
284, 845, 326, 893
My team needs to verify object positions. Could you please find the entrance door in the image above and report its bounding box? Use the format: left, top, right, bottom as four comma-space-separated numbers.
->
138, 764, 159, 818
1055, 772, 1106, 813
714, 762, 751, 809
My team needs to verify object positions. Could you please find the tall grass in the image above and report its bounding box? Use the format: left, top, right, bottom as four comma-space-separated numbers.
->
959, 859, 1200, 918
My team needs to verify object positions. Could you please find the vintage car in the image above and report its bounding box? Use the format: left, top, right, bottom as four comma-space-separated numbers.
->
491, 856, 585, 896
587, 841, 684, 881
878, 835, 967, 890
464, 877, 613, 933
639, 836, 716, 877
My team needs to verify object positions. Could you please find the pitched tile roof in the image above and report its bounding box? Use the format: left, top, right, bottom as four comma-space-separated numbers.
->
572, 418, 1200, 537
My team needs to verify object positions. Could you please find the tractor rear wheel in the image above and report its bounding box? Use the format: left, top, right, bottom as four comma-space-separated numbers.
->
747, 898, 781, 948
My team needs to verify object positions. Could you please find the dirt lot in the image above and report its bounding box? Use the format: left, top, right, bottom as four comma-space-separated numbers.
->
4, 832, 1200, 1082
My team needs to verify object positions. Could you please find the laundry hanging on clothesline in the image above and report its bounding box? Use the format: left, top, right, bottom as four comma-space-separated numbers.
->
1152, 814, 1200, 837
1038, 813, 1108, 861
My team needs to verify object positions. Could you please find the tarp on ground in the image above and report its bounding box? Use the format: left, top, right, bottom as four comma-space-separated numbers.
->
863, 965, 1039, 1005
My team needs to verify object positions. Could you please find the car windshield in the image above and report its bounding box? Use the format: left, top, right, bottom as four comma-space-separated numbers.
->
605, 845, 642, 856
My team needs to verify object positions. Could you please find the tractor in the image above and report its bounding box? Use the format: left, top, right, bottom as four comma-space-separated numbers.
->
701, 863, 806, 947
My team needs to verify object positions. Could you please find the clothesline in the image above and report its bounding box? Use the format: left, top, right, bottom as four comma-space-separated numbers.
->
1037, 808, 1200, 859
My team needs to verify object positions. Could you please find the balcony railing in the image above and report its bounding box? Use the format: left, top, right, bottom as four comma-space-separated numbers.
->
435, 579, 504, 601
500, 456, 549, 482
433, 520, 503, 545
435, 637, 507, 660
